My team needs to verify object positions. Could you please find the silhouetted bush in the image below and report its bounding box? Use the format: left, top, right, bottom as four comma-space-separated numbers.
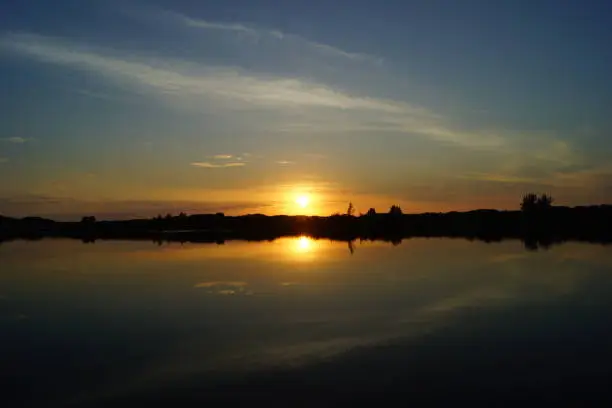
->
389, 205, 403, 216
521, 193, 554, 213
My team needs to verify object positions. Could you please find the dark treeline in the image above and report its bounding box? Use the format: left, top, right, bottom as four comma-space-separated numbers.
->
2, 195, 612, 250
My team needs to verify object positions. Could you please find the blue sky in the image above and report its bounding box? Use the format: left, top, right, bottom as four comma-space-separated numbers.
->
1, 0, 611, 219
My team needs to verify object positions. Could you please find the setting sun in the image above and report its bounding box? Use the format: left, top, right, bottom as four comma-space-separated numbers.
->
295, 195, 310, 208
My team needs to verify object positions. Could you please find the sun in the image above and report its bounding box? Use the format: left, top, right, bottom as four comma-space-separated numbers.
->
295, 195, 310, 209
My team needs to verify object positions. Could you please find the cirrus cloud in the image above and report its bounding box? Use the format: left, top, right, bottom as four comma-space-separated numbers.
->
139, 7, 384, 66
0, 137, 29, 143
0, 31, 589, 189
0, 32, 495, 148
191, 162, 245, 168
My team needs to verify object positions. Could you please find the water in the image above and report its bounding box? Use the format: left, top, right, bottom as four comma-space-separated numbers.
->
2, 238, 612, 406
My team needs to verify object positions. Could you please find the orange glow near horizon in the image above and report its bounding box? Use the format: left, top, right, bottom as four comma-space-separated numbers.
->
17, 180, 476, 220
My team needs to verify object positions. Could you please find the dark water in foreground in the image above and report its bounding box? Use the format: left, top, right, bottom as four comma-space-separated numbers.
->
2, 238, 612, 407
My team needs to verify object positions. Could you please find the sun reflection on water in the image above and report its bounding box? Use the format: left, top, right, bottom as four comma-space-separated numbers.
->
296, 236, 312, 252
288, 236, 320, 261
120, 235, 352, 264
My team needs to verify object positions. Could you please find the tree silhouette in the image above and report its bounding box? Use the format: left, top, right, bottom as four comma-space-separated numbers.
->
389, 205, 403, 216
348, 240, 355, 255
521, 193, 554, 212
521, 193, 538, 212
347, 202, 355, 217
366, 208, 376, 216
81, 216, 96, 224
538, 193, 554, 209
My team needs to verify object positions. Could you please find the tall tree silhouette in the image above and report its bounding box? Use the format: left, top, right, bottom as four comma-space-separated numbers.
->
347, 202, 355, 217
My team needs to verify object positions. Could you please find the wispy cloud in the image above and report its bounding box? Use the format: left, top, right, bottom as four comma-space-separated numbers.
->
0, 34, 464, 141
191, 162, 245, 168
458, 172, 540, 184
211, 154, 233, 160
0, 137, 29, 143
194, 281, 247, 288
0, 32, 567, 152
155, 10, 383, 65
276, 160, 294, 165
194, 281, 250, 295
0, 34, 405, 112
182, 19, 256, 34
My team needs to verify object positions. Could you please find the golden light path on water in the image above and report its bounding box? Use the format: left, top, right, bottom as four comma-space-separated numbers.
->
99, 236, 339, 265
290, 236, 320, 261
295, 236, 313, 252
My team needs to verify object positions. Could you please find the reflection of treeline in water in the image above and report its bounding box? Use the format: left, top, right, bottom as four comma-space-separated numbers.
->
1, 194, 612, 250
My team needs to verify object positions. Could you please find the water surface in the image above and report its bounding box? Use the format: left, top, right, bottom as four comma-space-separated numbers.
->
2, 238, 612, 406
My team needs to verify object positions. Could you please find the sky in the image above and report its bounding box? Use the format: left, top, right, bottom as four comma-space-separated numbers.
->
1, 0, 612, 219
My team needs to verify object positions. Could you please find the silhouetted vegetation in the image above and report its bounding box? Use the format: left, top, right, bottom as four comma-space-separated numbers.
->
389, 205, 403, 216
81, 216, 96, 224
2, 195, 612, 250
521, 193, 554, 213
347, 202, 355, 217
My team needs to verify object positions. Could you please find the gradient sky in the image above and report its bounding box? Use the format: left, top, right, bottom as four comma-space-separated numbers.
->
1, 0, 612, 219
